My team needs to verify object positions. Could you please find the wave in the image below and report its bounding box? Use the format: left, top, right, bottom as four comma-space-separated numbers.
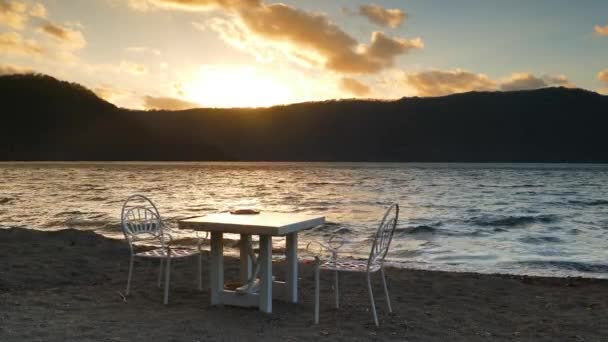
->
87, 196, 108, 201
479, 184, 545, 188
513, 260, 608, 273
568, 199, 608, 206
518, 236, 563, 244
400, 225, 437, 234
305, 181, 355, 186
0, 197, 14, 204
54, 210, 84, 217
468, 214, 558, 227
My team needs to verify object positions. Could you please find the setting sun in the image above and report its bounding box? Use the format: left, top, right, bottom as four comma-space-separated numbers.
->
183, 66, 292, 108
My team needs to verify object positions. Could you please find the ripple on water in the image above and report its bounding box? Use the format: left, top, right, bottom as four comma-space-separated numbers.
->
1, 162, 608, 278
568, 199, 608, 206
518, 235, 564, 244
468, 214, 558, 227
511, 260, 608, 274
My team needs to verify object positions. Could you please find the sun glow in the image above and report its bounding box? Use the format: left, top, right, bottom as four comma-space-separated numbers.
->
183, 66, 292, 108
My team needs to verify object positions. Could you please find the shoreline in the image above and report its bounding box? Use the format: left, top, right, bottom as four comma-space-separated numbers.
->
3, 225, 606, 280
1, 227, 607, 341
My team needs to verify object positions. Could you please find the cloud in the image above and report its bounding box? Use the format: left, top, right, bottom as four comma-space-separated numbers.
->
143, 95, 200, 110
499, 73, 572, 91
339, 77, 371, 96
134, 0, 423, 74
364, 31, 422, 63
29, 2, 46, 18
598, 69, 608, 83
0, 1, 47, 29
126, 46, 161, 56
119, 61, 149, 75
0, 63, 33, 75
239, 3, 422, 74
126, 0, 152, 11
39, 21, 86, 50
94, 86, 116, 100
129, 0, 260, 11
407, 69, 574, 96
407, 69, 496, 97
0, 0, 28, 29
499, 73, 546, 91
598, 69, 608, 94
595, 24, 608, 36
359, 4, 406, 28
94, 84, 132, 104
0, 31, 45, 55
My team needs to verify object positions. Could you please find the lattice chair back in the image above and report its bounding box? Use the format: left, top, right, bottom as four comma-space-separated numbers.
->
367, 203, 399, 268
121, 194, 166, 252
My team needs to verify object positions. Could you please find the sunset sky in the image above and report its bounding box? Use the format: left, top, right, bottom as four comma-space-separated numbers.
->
1, 0, 608, 109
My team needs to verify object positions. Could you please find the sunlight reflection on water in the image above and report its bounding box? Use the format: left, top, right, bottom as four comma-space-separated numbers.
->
1, 161, 608, 278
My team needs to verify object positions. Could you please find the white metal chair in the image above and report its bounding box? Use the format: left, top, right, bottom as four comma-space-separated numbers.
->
120, 194, 204, 304
310, 203, 399, 326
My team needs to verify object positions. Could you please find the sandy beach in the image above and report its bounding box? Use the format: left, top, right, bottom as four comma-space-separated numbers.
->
1, 227, 607, 341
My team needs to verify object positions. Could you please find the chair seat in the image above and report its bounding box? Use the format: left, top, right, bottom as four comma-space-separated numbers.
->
320, 259, 381, 273
136, 247, 200, 258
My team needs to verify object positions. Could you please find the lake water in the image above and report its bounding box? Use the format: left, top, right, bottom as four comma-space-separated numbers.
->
1, 162, 607, 278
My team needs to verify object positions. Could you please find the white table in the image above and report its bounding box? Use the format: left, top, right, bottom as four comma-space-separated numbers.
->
178, 212, 325, 313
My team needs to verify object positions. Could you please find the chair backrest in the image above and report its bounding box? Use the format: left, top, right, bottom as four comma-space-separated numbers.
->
120, 195, 165, 249
367, 203, 399, 267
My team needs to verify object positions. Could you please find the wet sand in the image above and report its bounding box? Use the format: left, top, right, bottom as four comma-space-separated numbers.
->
1, 227, 607, 341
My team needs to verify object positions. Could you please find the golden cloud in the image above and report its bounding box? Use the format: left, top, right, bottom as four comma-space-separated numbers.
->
242, 4, 422, 73
0, 63, 33, 75
499, 73, 572, 91
499, 73, 546, 91
407, 70, 574, 97
407, 69, 496, 97
94, 86, 115, 100
0, 0, 28, 29
0, 31, 45, 55
119, 61, 149, 75
29, 2, 46, 18
595, 25, 608, 36
40, 21, 86, 50
131, 0, 260, 11
339, 77, 371, 96
366, 31, 422, 61
359, 4, 406, 28
126, 46, 161, 56
598, 69, 608, 83
136, 0, 422, 74
143, 95, 200, 110
94, 84, 131, 103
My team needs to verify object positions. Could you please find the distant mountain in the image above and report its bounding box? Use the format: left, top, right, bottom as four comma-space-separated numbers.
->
1, 73, 607, 162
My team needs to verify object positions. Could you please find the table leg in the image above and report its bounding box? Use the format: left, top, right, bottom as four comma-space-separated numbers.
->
286, 232, 298, 303
210, 232, 224, 305
239, 234, 252, 284
259, 235, 272, 313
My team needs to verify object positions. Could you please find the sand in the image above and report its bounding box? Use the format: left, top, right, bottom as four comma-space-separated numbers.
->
1, 227, 607, 341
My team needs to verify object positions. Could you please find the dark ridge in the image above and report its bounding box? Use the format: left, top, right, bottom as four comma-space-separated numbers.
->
1, 73, 607, 162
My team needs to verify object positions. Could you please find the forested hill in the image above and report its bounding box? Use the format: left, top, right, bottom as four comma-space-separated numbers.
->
1, 74, 607, 162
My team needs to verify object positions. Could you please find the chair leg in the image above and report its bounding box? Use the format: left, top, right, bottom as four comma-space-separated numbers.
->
380, 267, 392, 313
314, 259, 320, 324
126, 255, 134, 295
158, 258, 164, 288
197, 252, 202, 291
334, 270, 339, 309
164, 256, 171, 305
366, 273, 379, 326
